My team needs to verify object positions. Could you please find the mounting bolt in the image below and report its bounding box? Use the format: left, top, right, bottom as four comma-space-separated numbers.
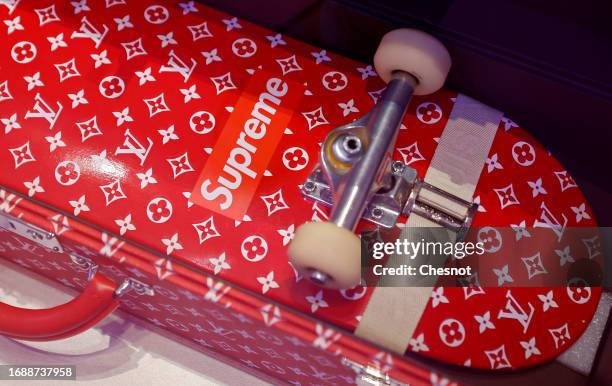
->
392, 161, 405, 174
371, 207, 384, 220
303, 181, 316, 193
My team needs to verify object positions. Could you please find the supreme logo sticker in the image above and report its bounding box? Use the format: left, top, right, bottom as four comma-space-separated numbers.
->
191, 72, 302, 220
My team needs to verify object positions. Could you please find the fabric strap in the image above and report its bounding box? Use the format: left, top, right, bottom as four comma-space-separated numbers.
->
354, 94, 503, 353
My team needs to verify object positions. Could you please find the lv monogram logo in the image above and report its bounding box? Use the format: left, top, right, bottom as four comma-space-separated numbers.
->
533, 201, 567, 242
100, 233, 125, 258
0, 191, 21, 213
497, 290, 534, 333
115, 129, 153, 166
71, 16, 109, 48
159, 50, 197, 82
24, 93, 63, 130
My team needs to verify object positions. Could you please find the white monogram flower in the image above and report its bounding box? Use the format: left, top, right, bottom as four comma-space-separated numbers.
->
162, 233, 183, 255
266, 33, 286, 48
338, 99, 359, 117
357, 65, 377, 80
474, 311, 496, 333
68, 89, 88, 108
47, 33, 68, 51
115, 213, 136, 235
485, 153, 503, 173
519, 337, 541, 359
510, 220, 531, 241
112, 107, 133, 126
179, 84, 201, 103
502, 116, 518, 131
492, 265, 514, 286
91, 50, 111, 68
209, 252, 231, 275
306, 290, 328, 313
201, 48, 221, 65
136, 168, 158, 189
537, 290, 559, 312
114, 15, 133, 31
45, 131, 66, 152
276, 224, 294, 246
409, 333, 430, 352
178, 1, 198, 15
24, 176, 45, 197
69, 195, 90, 216
2, 113, 21, 134
555, 246, 574, 266
157, 31, 177, 48
311, 50, 331, 64
4, 16, 24, 34
257, 271, 279, 294
24, 72, 44, 91
430, 287, 449, 308
158, 125, 179, 144
222, 16, 241, 31
571, 203, 591, 223
527, 178, 547, 197
135, 67, 156, 86
71, 0, 91, 14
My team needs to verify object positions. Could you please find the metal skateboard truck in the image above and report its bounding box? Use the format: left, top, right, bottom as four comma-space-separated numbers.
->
289, 29, 477, 289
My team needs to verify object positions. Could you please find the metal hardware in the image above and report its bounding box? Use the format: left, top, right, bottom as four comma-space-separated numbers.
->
70, 254, 99, 280
0, 211, 63, 253
341, 358, 406, 386
70, 254, 155, 298
0, 210, 154, 299
323, 71, 417, 232
302, 160, 476, 239
300, 71, 418, 239
301, 161, 417, 229
404, 180, 478, 241
114, 278, 155, 298
299, 70, 478, 285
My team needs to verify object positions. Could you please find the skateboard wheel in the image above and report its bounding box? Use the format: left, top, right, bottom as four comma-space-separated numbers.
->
288, 222, 361, 290
374, 28, 451, 95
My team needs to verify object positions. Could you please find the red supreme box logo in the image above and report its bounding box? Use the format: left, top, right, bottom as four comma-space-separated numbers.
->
191, 72, 302, 220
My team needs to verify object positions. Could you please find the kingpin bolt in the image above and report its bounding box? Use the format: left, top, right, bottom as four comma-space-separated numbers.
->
342, 135, 362, 155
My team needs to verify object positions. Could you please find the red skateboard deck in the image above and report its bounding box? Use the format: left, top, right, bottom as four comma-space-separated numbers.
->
0, 0, 602, 374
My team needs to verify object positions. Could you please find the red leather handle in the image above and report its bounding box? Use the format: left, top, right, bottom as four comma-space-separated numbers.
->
0, 272, 120, 341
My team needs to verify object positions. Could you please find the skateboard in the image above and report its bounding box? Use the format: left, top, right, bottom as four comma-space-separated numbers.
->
0, 0, 603, 374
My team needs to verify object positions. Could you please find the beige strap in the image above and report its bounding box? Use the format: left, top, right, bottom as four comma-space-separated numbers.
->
355, 94, 502, 353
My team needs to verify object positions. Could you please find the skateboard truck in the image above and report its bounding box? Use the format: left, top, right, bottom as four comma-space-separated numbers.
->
302, 159, 477, 240
289, 29, 465, 289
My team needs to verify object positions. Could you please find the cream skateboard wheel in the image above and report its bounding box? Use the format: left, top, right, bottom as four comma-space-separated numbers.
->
288, 222, 362, 289
374, 28, 451, 95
